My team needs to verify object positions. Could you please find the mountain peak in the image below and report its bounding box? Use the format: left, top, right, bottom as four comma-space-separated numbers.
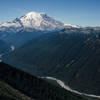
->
25, 11, 46, 16
0, 11, 64, 32
23, 11, 46, 20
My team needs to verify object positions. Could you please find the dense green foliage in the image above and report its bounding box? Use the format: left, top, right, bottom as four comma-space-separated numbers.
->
0, 62, 89, 100
4, 30, 100, 95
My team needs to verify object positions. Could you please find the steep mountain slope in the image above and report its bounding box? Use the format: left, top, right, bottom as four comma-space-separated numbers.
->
0, 81, 34, 100
0, 62, 89, 100
0, 40, 10, 54
1, 31, 43, 47
3, 29, 100, 95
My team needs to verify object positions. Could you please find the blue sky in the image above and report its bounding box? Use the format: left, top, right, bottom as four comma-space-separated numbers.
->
0, 0, 100, 26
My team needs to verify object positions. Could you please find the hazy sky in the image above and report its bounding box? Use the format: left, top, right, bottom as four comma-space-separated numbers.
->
0, 0, 100, 26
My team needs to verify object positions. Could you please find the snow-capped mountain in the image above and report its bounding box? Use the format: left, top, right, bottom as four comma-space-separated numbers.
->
0, 12, 65, 32
64, 24, 80, 28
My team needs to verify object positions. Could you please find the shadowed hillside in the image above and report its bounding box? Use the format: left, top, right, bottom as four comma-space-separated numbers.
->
0, 62, 89, 100
0, 80, 34, 100
3, 30, 100, 95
